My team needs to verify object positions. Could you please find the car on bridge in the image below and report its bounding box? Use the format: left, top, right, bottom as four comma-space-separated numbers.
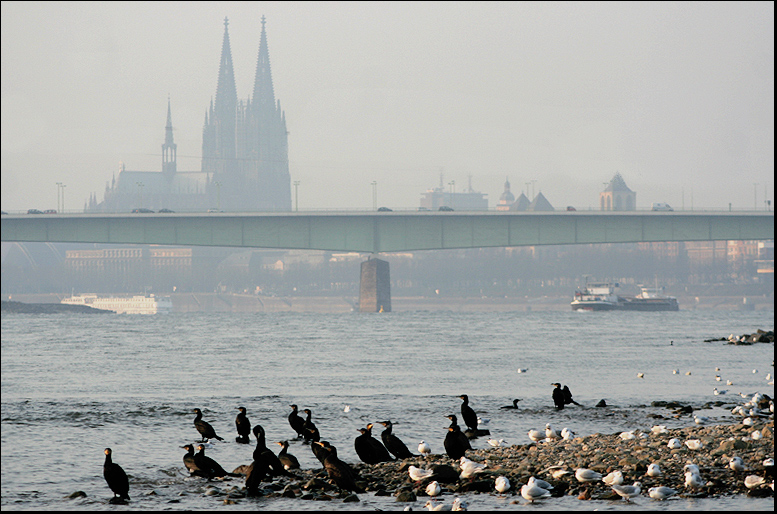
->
438, 206, 454, 211
131, 208, 155, 213
27, 209, 43, 214
651, 202, 673, 211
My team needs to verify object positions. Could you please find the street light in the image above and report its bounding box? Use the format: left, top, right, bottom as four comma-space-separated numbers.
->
371, 181, 377, 211
293, 180, 300, 211
56, 182, 63, 212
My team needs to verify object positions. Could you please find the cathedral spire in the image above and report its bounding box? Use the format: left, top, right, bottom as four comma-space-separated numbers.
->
162, 96, 177, 177
215, 16, 238, 118
251, 15, 276, 113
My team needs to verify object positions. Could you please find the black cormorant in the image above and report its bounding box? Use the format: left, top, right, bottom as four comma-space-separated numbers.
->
500, 399, 522, 409
314, 441, 365, 493
563, 385, 581, 406
288, 404, 306, 439
312, 440, 332, 464
378, 420, 415, 459
302, 408, 321, 443
103, 448, 130, 502
235, 406, 251, 444
276, 441, 300, 470
181, 444, 208, 477
552, 383, 565, 410
458, 394, 479, 432
193, 408, 224, 442
354, 425, 393, 464
444, 415, 472, 459
252, 425, 292, 477
194, 444, 239, 479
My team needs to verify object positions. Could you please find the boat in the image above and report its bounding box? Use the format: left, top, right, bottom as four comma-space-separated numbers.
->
61, 294, 173, 314
571, 282, 679, 311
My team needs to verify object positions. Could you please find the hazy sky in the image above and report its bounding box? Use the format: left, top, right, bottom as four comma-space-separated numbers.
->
1, 1, 773, 213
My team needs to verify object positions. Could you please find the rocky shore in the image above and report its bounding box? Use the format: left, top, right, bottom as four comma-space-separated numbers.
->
193, 418, 774, 505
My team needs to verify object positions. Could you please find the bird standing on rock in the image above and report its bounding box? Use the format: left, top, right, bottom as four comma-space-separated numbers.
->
354, 425, 393, 464
103, 448, 130, 502
378, 420, 415, 459
444, 415, 472, 460
611, 481, 641, 502
418, 440, 432, 456
457, 395, 479, 433
287, 404, 306, 439
302, 408, 320, 443
495, 475, 510, 494
276, 441, 300, 470
193, 408, 224, 442
314, 442, 365, 493
235, 406, 251, 444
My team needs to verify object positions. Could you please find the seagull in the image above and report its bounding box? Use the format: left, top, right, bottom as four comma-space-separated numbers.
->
713, 388, 727, 395
685, 371, 692, 375
684, 439, 703, 450
684, 463, 700, 475
459, 456, 487, 479
451, 497, 467, 511
751, 431, 763, 440
729, 456, 745, 472
744, 475, 766, 489
516, 368, 528, 373
685, 471, 704, 490
426, 480, 442, 498
667, 438, 682, 449
561, 427, 575, 440
409, 465, 434, 482
528, 476, 553, 490
647, 463, 662, 477
726, 380, 734, 386
651, 425, 669, 435
619, 430, 637, 440
343, 405, 350, 413
494, 476, 510, 495
715, 366, 721, 371
545, 423, 560, 440
611, 481, 642, 502
575, 468, 602, 483
672, 369, 679, 374
742, 417, 754, 426
602, 470, 624, 486
693, 415, 708, 425
753, 369, 758, 374
715, 375, 722, 381
424, 500, 451, 511
528, 429, 544, 443
520, 482, 551, 503
637, 373, 644, 379
548, 466, 571, 479
648, 486, 677, 500
418, 440, 431, 456
487, 438, 506, 447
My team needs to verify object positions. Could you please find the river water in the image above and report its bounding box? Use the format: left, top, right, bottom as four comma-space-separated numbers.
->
1, 308, 773, 510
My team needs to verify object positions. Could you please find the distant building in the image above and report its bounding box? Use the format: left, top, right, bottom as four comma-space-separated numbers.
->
600, 172, 636, 211
419, 175, 488, 210
496, 178, 515, 211
509, 193, 531, 211
87, 16, 290, 213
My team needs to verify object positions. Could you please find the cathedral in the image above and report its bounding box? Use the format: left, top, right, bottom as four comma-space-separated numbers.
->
88, 16, 291, 213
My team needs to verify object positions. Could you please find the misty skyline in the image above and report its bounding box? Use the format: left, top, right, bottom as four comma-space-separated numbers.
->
1, 1, 774, 213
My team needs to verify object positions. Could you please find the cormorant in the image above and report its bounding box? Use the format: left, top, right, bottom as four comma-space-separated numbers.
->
193, 408, 224, 442
276, 441, 300, 470
552, 383, 565, 410
288, 404, 306, 439
302, 408, 321, 443
500, 399, 522, 409
252, 425, 293, 477
563, 385, 581, 406
235, 406, 251, 444
458, 394, 479, 432
312, 439, 332, 464
354, 424, 393, 464
103, 448, 130, 502
444, 415, 471, 460
194, 444, 239, 479
181, 444, 208, 477
378, 420, 415, 459
314, 441, 365, 493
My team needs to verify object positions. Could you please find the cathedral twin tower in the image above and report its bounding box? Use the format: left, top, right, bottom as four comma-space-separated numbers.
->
203, 16, 291, 211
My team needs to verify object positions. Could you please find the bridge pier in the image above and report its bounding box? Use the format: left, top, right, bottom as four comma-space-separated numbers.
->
359, 257, 391, 313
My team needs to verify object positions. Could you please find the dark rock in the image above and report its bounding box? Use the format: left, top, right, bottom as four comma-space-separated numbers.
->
395, 490, 416, 502
342, 493, 360, 502
66, 491, 87, 499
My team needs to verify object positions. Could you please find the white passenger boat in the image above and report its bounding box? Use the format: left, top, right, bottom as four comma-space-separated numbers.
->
571, 282, 679, 311
61, 294, 173, 314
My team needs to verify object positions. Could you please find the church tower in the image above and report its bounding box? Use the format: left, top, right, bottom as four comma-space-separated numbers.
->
162, 96, 177, 179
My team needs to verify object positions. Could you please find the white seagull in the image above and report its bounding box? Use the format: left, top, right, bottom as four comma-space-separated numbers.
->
684, 439, 703, 450
684, 463, 700, 475
487, 438, 505, 447
459, 457, 487, 479
637, 372, 644, 379
561, 427, 575, 440
494, 476, 511, 494
545, 423, 560, 440
528, 476, 553, 490
694, 415, 708, 425
451, 497, 467, 511
575, 468, 603, 483
744, 475, 766, 489
602, 470, 624, 486
619, 430, 637, 440
648, 486, 677, 500
729, 456, 745, 472
520, 482, 551, 503
667, 438, 682, 449
426, 480, 442, 498
713, 388, 727, 395
647, 463, 662, 477
409, 465, 434, 482
527, 429, 544, 443
548, 466, 571, 479
651, 425, 669, 435
418, 440, 431, 456
343, 405, 350, 413
611, 481, 641, 502
424, 500, 451, 511
516, 368, 528, 373
685, 471, 704, 490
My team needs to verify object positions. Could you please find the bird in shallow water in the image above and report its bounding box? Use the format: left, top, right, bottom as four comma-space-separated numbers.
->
252, 425, 293, 478
235, 406, 251, 444
457, 395, 479, 433
648, 486, 677, 500
611, 481, 642, 502
487, 438, 506, 447
276, 441, 300, 470
451, 497, 467, 511
194, 444, 239, 479
444, 415, 472, 460
103, 448, 130, 502
192, 408, 224, 442
302, 408, 321, 443
495, 475, 510, 494
520, 481, 551, 503
551, 383, 565, 410
378, 420, 415, 459
500, 399, 522, 409
424, 499, 451, 511
181, 444, 208, 477
354, 424, 394, 464
287, 404, 306, 439
314, 442, 364, 493
311, 440, 332, 465
418, 440, 432, 456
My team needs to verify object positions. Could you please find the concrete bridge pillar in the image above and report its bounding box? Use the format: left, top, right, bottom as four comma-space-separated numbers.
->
359, 257, 391, 312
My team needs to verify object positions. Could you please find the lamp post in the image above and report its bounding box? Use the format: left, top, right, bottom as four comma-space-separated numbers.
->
293, 180, 300, 211
61, 184, 66, 212
136, 182, 144, 209
371, 181, 377, 211
56, 182, 63, 212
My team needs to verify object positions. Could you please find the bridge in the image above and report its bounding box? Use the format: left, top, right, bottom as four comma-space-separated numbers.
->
2, 210, 773, 311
